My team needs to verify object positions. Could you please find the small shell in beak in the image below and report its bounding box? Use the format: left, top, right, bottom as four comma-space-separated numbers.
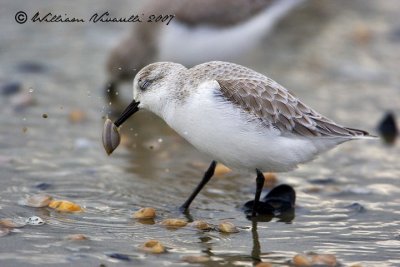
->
102, 118, 121, 155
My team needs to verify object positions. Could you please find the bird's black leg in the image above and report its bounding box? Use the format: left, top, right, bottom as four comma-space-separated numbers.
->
180, 161, 217, 212
252, 169, 265, 217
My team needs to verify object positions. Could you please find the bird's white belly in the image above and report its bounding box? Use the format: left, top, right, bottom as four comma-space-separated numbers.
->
162, 85, 322, 173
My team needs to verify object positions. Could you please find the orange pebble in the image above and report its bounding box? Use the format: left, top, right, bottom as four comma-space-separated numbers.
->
311, 254, 337, 267
214, 163, 231, 177
263, 172, 278, 187
160, 218, 187, 228
67, 234, 88, 241
293, 254, 312, 266
133, 207, 156, 219
48, 200, 82, 212
68, 109, 86, 123
256, 262, 273, 267
140, 240, 166, 253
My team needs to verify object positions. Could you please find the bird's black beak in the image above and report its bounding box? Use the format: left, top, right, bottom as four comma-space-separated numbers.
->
114, 100, 140, 127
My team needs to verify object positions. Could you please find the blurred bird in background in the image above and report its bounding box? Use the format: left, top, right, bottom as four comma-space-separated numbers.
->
104, 0, 304, 97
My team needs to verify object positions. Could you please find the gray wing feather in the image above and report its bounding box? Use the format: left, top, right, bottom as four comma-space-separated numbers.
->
217, 78, 370, 138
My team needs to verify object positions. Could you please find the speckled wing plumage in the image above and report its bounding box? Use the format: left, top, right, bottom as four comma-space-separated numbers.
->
193, 62, 371, 138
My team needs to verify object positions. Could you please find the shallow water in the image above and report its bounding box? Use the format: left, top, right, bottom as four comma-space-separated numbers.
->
1, 0, 400, 266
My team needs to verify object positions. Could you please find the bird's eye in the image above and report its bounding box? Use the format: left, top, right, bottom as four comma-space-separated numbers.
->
139, 79, 151, 91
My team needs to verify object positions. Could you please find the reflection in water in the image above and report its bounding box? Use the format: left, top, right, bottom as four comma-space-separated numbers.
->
251, 219, 262, 264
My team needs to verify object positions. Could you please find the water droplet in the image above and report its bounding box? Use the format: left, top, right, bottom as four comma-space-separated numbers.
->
28, 88, 34, 93
109, 102, 112, 106
134, 133, 138, 137
118, 67, 122, 70
183, 131, 188, 135
22, 117, 26, 121
158, 138, 163, 143
107, 89, 110, 93
129, 128, 133, 131
115, 92, 119, 95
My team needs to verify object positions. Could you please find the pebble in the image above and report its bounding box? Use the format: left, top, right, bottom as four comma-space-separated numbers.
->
25, 216, 45, 225
377, 112, 398, 145
1, 82, 21, 96
106, 253, 130, 261
10, 92, 35, 111
255, 262, 273, 267
67, 234, 88, 241
102, 119, 121, 155
218, 221, 239, 233
42, 113, 48, 118
35, 182, 52, 190
0, 218, 26, 228
48, 200, 82, 212
140, 240, 166, 254
0, 228, 10, 237
21, 194, 53, 208
68, 109, 86, 123
160, 218, 187, 228
214, 163, 231, 177
293, 254, 312, 266
263, 172, 278, 188
189, 220, 212, 230
132, 207, 156, 219
293, 253, 337, 267
181, 255, 210, 263
311, 254, 337, 266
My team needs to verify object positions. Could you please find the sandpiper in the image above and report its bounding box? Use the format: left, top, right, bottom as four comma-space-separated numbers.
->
105, 0, 304, 95
109, 61, 374, 216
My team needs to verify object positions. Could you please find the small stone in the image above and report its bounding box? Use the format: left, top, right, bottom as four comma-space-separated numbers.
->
25, 216, 45, 225
106, 253, 130, 261
68, 109, 86, 123
48, 200, 82, 212
140, 240, 166, 254
0, 218, 25, 228
263, 172, 278, 188
353, 24, 373, 44
377, 112, 398, 145
42, 113, 48, 118
22, 127, 28, 133
181, 255, 210, 263
255, 262, 273, 267
214, 163, 231, 177
17, 61, 46, 73
293, 254, 312, 266
1, 82, 21, 96
0, 228, 10, 237
311, 254, 337, 267
35, 182, 52, 190
67, 234, 88, 241
133, 207, 156, 219
11, 92, 35, 111
160, 218, 187, 228
22, 194, 53, 208
189, 220, 212, 230
218, 221, 239, 233
102, 119, 121, 155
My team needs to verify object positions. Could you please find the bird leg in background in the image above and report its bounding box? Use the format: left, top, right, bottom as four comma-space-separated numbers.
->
252, 169, 265, 217
180, 161, 217, 212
